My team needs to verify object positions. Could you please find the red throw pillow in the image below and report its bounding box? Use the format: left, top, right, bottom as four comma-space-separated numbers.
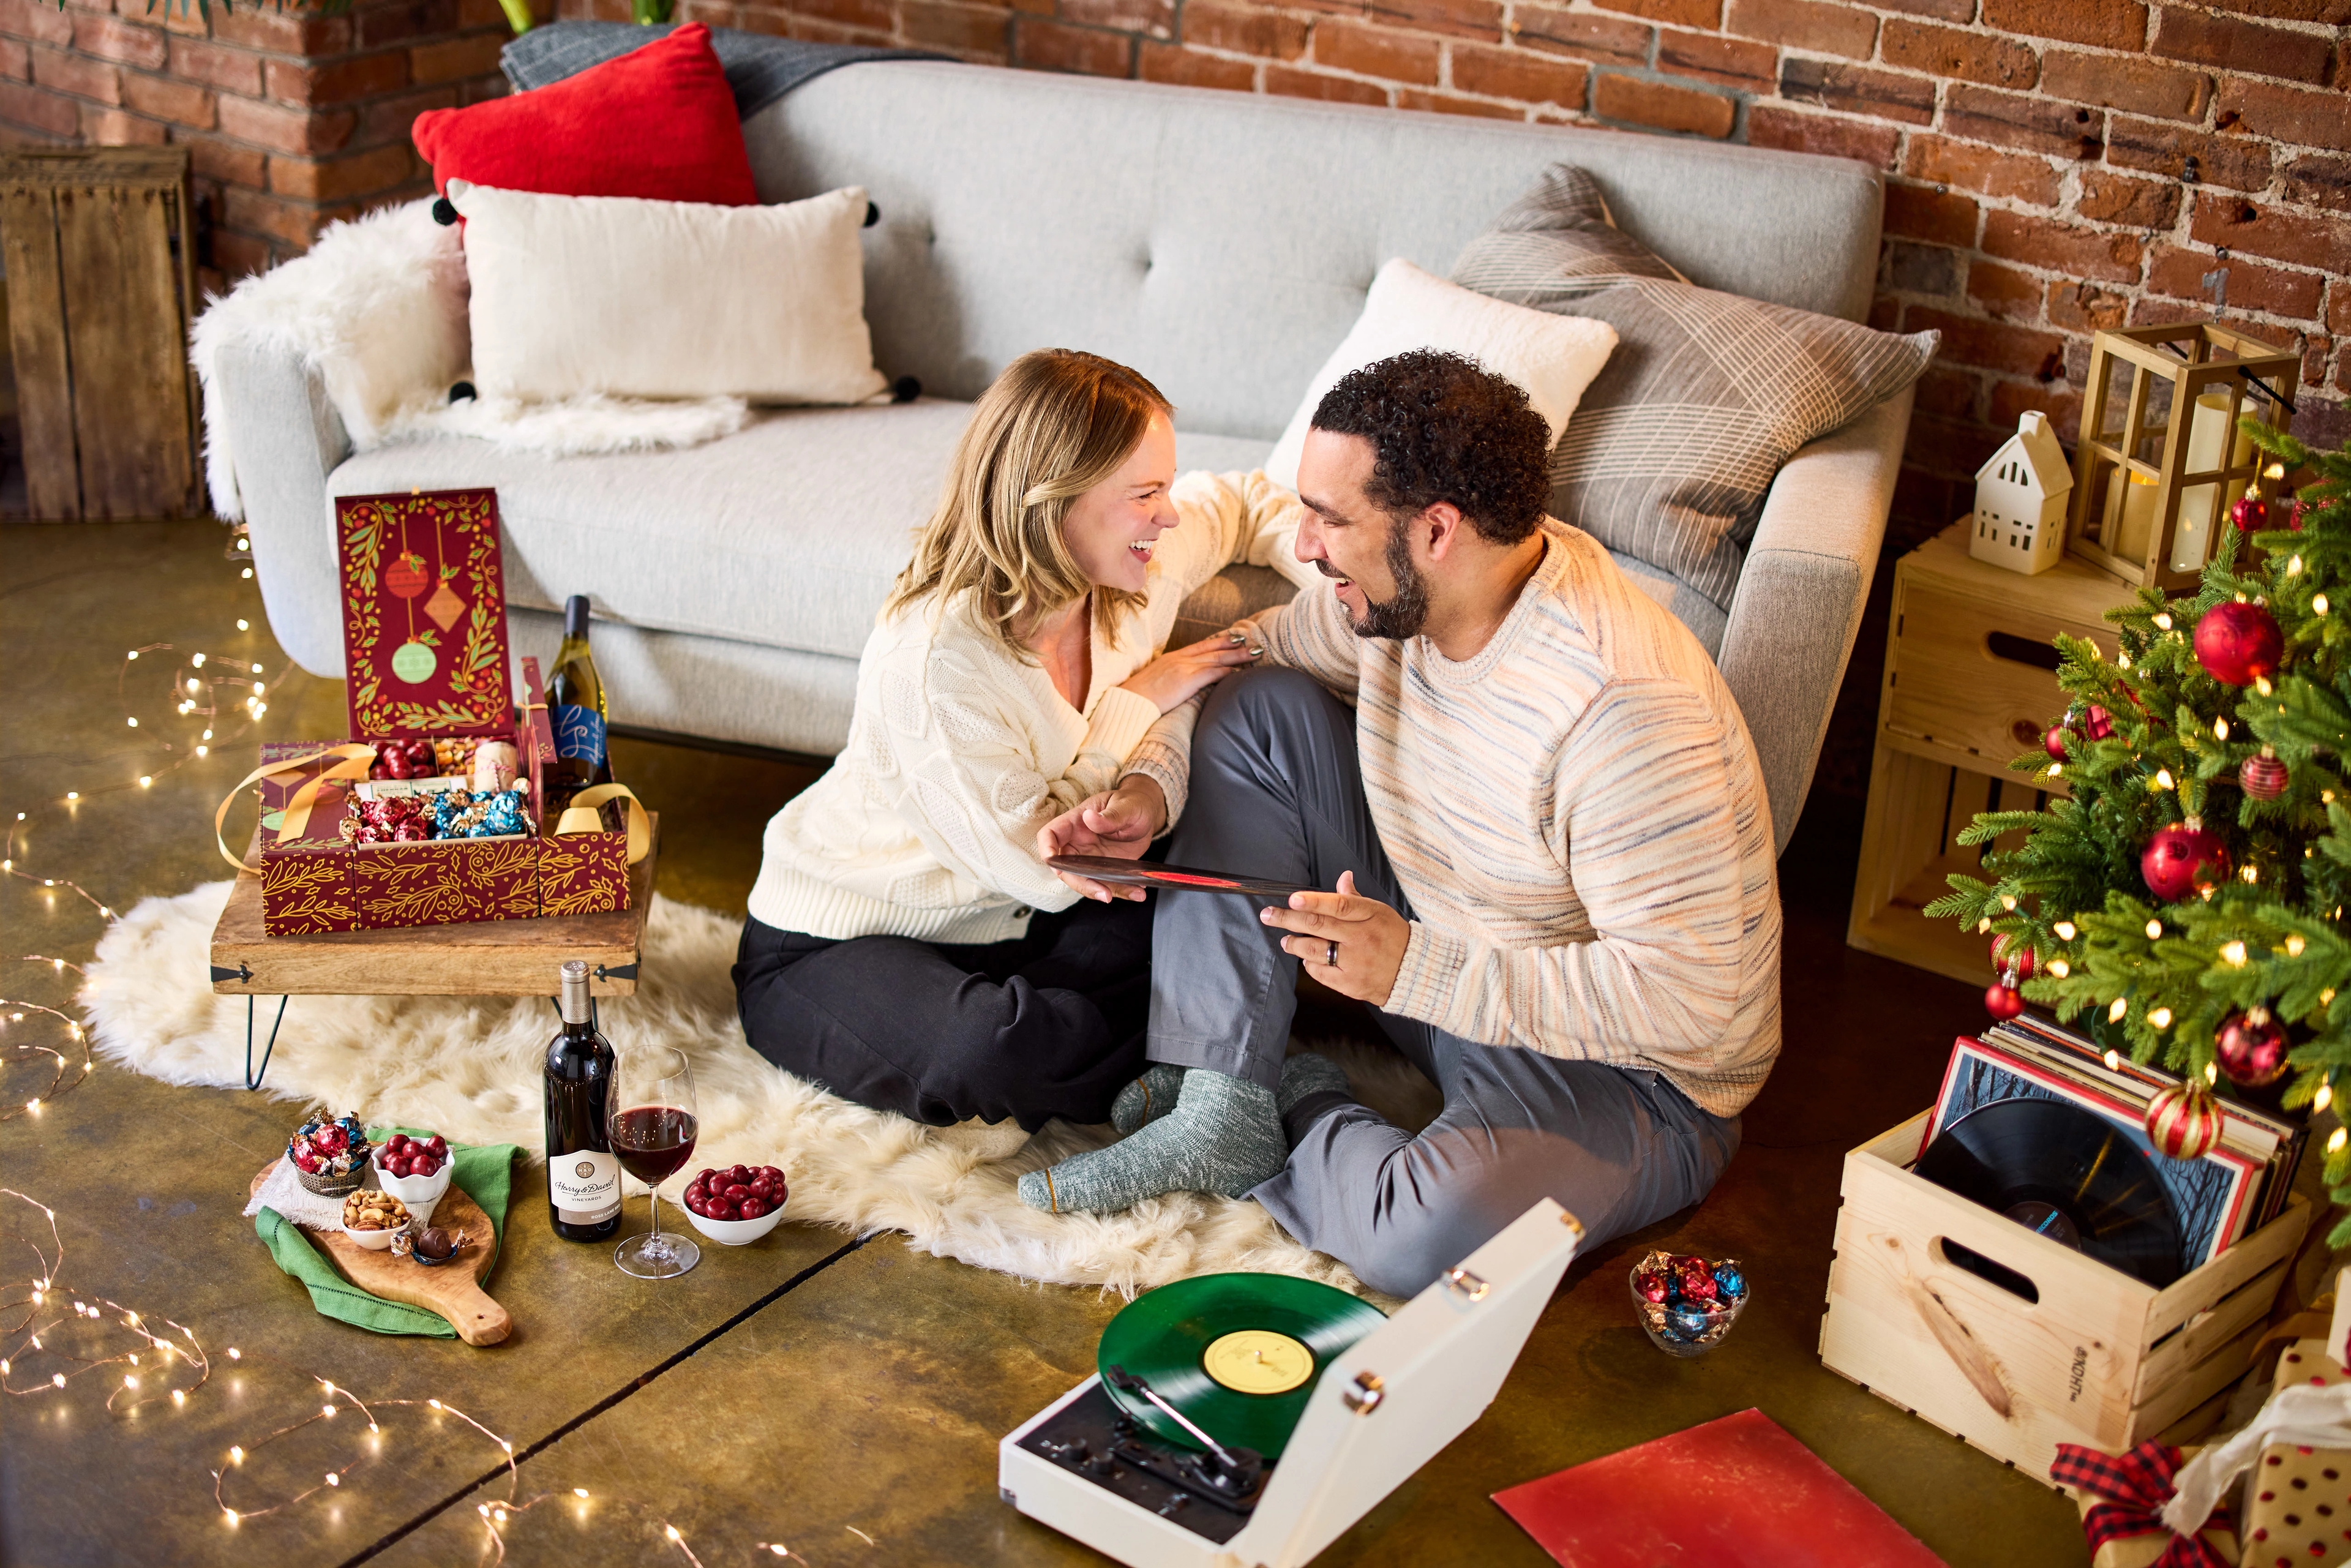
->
411, 24, 756, 207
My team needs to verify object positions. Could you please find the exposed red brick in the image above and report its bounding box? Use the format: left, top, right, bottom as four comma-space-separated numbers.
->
1981, 209, 2143, 282
1263, 62, 1388, 102
2282, 154, 2351, 217
790, 0, 896, 31
2190, 192, 2351, 274
1397, 86, 1526, 118
218, 92, 354, 154
1376, 0, 1504, 43
1592, 70, 1732, 136
267, 50, 411, 108
121, 67, 212, 126
1946, 83, 2103, 158
1727, 0, 1875, 59
1316, 21, 1439, 84
2037, 48, 2210, 121
899, 2, 1010, 54
1980, 0, 2147, 50
2146, 242, 2324, 319
1886, 181, 1979, 244
130, 0, 211, 41
1967, 258, 2041, 320
1451, 41, 1586, 105
2105, 114, 2274, 190
208, 8, 350, 53
0, 77, 77, 133
2151, 6, 2331, 84
358, 0, 462, 48
2072, 168, 2177, 228
0, 37, 26, 79
1061, 0, 1173, 39
1903, 133, 2061, 206
188, 132, 263, 186
166, 37, 257, 96
224, 184, 327, 249
269, 141, 418, 200
1779, 58, 1936, 126
459, 69, 511, 103
2216, 77, 2351, 152
352, 81, 454, 148
1884, 20, 2036, 88
2044, 278, 2131, 331
1913, 363, 1979, 418
1747, 102, 1899, 166
1989, 378, 2083, 443
70, 12, 165, 67
83, 102, 164, 141
30, 43, 119, 102
1181, 2, 1306, 59
1907, 306, 2069, 377
1138, 39, 1254, 87
410, 32, 504, 86
1509, 6, 1649, 62
1885, 239, 1959, 295
2331, 285, 2351, 337
1653, 28, 1772, 88
0, 0, 75, 47
209, 225, 272, 279
1868, 293, 1902, 331
1589, 0, 1717, 26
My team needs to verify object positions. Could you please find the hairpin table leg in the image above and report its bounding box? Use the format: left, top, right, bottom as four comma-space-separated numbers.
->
247, 994, 288, 1091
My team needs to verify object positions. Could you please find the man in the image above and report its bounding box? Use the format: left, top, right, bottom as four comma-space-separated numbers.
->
1025, 350, 1781, 1296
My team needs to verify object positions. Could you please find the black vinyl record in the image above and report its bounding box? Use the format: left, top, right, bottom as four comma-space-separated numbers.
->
1916, 1097, 2184, 1288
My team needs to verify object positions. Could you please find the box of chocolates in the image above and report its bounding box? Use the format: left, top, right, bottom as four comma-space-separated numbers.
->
244, 488, 636, 936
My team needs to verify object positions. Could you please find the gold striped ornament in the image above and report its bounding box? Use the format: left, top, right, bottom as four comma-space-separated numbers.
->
2145, 1079, 2224, 1161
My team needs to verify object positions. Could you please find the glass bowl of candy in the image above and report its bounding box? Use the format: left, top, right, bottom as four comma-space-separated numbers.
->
288, 1113, 373, 1196
1629, 1250, 1749, 1358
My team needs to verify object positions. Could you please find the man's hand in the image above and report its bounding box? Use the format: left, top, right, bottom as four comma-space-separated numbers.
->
1261, 871, 1408, 1008
1038, 774, 1168, 901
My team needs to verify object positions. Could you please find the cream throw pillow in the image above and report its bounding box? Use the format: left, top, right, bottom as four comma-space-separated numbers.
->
450, 181, 888, 406
1264, 258, 1618, 493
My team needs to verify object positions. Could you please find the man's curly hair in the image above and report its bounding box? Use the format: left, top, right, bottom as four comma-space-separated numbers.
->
1308, 350, 1553, 546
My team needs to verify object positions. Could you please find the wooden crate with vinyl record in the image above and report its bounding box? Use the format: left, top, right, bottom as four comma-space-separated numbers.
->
1847, 522, 2134, 985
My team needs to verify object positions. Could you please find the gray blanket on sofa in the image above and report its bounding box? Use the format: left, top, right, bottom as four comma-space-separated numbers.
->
501, 21, 947, 119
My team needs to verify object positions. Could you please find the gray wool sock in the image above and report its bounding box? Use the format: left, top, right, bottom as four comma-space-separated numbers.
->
1019, 1068, 1286, 1215
1277, 1052, 1351, 1116
1111, 1064, 1188, 1135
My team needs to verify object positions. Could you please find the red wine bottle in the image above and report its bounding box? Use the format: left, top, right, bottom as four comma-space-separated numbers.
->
544, 959, 620, 1242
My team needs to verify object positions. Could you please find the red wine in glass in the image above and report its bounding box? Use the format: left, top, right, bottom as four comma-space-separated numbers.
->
611, 1106, 698, 1186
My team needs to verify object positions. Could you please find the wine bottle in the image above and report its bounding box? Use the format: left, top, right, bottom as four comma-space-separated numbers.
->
544, 959, 620, 1242
547, 594, 613, 809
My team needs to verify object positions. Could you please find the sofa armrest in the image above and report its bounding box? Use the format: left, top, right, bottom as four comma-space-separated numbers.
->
1718, 383, 1913, 856
215, 338, 352, 679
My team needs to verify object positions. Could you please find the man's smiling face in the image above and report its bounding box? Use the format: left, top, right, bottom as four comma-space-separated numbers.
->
1292, 427, 1430, 640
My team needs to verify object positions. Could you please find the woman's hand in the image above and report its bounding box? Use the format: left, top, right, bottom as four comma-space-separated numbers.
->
1038, 775, 1167, 901
1117, 630, 1261, 715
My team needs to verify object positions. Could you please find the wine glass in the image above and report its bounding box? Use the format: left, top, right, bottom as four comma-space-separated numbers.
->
608, 1043, 700, 1279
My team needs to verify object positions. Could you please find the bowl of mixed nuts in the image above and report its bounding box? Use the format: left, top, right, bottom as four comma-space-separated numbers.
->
340, 1188, 411, 1250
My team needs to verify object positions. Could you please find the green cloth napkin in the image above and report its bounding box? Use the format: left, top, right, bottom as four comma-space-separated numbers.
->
255, 1130, 520, 1339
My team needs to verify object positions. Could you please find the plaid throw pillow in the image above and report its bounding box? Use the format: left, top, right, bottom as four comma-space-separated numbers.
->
1452, 165, 1937, 611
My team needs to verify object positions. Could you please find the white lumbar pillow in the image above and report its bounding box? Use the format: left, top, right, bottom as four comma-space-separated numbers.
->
1264, 258, 1618, 493
451, 180, 888, 407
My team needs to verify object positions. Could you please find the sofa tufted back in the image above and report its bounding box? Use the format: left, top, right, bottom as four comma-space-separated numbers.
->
742, 61, 1884, 443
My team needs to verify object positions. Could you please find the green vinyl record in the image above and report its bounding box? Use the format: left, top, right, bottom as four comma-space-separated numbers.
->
1098, 1272, 1387, 1460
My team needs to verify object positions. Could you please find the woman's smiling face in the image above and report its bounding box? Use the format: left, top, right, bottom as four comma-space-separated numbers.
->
1061, 411, 1179, 595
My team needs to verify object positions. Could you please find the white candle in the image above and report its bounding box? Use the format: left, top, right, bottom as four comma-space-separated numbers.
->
2107, 468, 2160, 563
2171, 392, 2235, 572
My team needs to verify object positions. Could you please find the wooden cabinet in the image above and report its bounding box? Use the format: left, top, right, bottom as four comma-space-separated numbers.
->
1846, 523, 2134, 984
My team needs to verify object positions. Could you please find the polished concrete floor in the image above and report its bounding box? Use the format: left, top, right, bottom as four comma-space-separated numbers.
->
0, 518, 2101, 1566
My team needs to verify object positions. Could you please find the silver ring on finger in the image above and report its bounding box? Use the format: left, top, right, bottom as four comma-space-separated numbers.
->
1325, 939, 1339, 969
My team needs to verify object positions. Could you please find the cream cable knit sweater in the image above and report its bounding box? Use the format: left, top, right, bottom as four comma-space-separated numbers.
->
746, 471, 1319, 945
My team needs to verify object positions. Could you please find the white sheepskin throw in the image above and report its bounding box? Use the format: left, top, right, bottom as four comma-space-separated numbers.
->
189, 200, 749, 520
81, 883, 1435, 1297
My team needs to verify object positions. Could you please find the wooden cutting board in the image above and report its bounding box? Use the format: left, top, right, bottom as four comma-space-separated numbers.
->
249, 1162, 511, 1346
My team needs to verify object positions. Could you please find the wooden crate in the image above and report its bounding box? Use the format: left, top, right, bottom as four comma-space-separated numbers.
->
0, 146, 201, 519
1847, 522, 2132, 984
1819, 1113, 2309, 1486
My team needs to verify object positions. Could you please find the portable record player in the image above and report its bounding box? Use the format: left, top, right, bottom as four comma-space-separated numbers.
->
1000, 1199, 1581, 1568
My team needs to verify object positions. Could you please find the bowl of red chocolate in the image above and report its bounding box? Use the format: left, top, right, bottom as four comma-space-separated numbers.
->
680, 1164, 786, 1246
373, 1131, 453, 1210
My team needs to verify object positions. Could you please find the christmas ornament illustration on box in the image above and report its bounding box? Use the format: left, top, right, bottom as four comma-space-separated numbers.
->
1970, 410, 2073, 576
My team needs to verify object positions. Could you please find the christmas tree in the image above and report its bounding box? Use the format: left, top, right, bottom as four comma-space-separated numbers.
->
1926, 418, 2351, 1243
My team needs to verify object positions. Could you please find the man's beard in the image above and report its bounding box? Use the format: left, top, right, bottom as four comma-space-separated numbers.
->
1320, 516, 1430, 640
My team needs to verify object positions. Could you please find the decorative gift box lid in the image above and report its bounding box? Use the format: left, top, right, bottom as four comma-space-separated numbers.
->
335, 488, 512, 743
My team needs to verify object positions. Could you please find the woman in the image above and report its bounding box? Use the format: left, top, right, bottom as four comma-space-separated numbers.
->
734, 349, 1307, 1130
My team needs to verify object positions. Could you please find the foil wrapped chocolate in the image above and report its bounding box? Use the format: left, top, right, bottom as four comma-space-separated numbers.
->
342, 793, 433, 844
430, 788, 531, 840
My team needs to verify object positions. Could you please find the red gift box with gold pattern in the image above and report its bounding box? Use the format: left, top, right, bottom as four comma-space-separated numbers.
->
241, 488, 635, 936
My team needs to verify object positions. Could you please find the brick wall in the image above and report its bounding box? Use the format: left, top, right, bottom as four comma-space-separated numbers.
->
0, 0, 538, 283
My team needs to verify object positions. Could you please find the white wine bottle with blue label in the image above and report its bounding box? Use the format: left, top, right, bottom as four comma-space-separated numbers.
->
548, 594, 613, 812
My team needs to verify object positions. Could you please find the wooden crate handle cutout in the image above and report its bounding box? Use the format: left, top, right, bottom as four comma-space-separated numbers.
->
1886, 1231, 2018, 1419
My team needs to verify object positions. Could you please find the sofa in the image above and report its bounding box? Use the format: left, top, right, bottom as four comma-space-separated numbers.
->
215, 57, 1909, 855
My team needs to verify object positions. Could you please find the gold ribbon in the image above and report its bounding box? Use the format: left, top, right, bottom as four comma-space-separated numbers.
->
214, 743, 377, 874
555, 782, 651, 865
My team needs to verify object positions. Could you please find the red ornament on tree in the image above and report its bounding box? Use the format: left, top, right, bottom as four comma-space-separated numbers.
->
2240, 749, 2289, 801
2142, 819, 2230, 902
2194, 601, 2284, 687
1984, 983, 2025, 1022
2074, 704, 2113, 741
1990, 932, 2035, 983
2289, 499, 2308, 533
2215, 1006, 2290, 1088
386, 552, 429, 599
2230, 494, 2271, 534
2044, 724, 2069, 761
2145, 1079, 2224, 1161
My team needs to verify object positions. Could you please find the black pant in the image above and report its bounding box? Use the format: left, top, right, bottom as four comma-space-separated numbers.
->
732, 896, 1153, 1131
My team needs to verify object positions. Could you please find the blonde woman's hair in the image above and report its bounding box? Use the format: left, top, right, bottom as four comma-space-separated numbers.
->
886, 349, 1171, 656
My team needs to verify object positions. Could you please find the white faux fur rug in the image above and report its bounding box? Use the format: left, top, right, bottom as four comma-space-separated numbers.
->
81, 883, 1438, 1297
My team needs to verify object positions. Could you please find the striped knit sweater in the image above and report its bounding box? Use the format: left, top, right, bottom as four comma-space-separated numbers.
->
1133, 499, 1782, 1118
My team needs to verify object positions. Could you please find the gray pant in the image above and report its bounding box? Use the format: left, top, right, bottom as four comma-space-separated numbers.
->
1149, 667, 1743, 1297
